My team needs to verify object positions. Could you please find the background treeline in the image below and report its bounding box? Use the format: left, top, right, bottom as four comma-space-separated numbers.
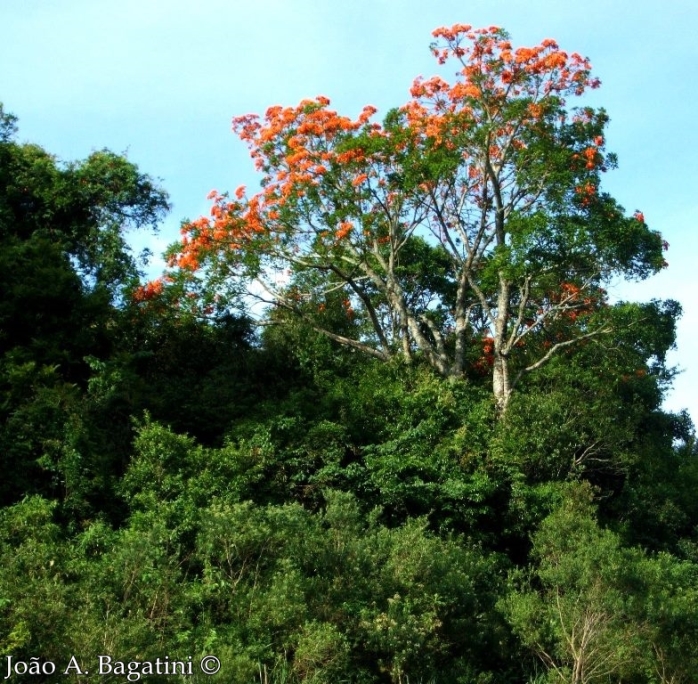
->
2, 104, 698, 683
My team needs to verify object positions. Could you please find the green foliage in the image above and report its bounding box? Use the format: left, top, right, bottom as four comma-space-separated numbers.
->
191, 490, 507, 683
502, 484, 698, 683
0, 497, 70, 660
0, 110, 169, 298
0, 105, 170, 518
0, 103, 18, 142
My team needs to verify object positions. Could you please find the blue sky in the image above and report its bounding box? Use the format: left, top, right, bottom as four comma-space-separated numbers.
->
2, 0, 696, 421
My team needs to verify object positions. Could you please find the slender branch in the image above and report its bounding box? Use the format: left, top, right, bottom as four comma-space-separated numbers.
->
267, 285, 392, 361
512, 326, 612, 391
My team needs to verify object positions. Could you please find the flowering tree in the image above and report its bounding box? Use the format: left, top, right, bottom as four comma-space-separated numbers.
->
160, 25, 666, 412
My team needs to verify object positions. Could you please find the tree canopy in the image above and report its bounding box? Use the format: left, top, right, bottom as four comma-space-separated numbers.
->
160, 25, 667, 412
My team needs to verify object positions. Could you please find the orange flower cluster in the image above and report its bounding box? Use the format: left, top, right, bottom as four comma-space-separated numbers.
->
570, 137, 606, 175
575, 182, 597, 206
402, 23, 604, 201
408, 25, 599, 139
547, 281, 603, 323
560, 282, 581, 297
172, 97, 388, 271
194, 96, 383, 252
342, 297, 354, 319
471, 335, 496, 374
336, 221, 354, 240
133, 279, 164, 302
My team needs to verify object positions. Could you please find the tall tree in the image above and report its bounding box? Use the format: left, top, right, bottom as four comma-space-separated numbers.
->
158, 25, 667, 413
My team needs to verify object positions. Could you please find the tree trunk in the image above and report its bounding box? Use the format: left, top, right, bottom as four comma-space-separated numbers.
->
492, 354, 511, 415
